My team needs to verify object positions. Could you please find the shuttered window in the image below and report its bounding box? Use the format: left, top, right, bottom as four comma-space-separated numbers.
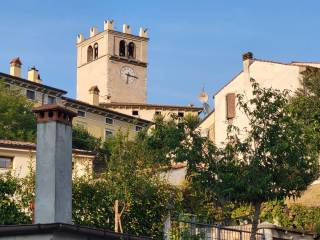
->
226, 93, 236, 119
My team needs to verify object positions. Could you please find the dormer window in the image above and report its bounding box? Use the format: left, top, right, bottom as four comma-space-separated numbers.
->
119, 40, 126, 57
128, 42, 135, 59
94, 43, 98, 59
87, 46, 93, 62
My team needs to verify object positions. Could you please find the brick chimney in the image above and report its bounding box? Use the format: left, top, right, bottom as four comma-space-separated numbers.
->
33, 104, 76, 224
89, 86, 100, 106
28, 66, 42, 84
9, 57, 22, 78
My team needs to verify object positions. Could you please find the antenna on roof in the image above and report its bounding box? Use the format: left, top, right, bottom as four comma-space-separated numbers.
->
198, 86, 211, 115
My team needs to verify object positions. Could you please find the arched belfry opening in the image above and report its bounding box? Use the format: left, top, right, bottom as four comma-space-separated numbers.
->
87, 46, 93, 62
119, 40, 126, 57
94, 43, 98, 59
128, 42, 135, 59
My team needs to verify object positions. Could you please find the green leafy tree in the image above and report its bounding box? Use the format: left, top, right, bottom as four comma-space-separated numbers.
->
0, 173, 30, 224
0, 81, 36, 141
177, 79, 319, 240
73, 131, 182, 239
72, 125, 101, 151
289, 67, 320, 150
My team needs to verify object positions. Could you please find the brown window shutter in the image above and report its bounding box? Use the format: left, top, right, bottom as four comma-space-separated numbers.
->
226, 93, 236, 119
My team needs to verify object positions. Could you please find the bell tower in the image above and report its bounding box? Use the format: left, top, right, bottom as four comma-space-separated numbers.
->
76, 20, 148, 104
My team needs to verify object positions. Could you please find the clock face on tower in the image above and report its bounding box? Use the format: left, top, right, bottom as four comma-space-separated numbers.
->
120, 66, 137, 85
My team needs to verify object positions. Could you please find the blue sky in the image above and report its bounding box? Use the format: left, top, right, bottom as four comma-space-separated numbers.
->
1, 1, 320, 108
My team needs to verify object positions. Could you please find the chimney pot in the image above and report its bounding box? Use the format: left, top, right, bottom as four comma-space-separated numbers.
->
9, 57, 22, 78
242, 52, 253, 61
89, 86, 100, 106
28, 66, 42, 84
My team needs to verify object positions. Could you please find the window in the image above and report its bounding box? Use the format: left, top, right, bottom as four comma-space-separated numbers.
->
94, 43, 98, 59
128, 42, 135, 58
132, 110, 139, 116
135, 125, 142, 132
105, 129, 113, 139
87, 45, 93, 62
226, 93, 236, 119
77, 110, 86, 118
155, 111, 161, 115
47, 96, 56, 104
0, 156, 12, 169
178, 112, 184, 118
106, 117, 113, 125
26, 90, 35, 100
119, 40, 126, 57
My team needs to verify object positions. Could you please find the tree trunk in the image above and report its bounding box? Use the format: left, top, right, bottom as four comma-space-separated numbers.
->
250, 201, 262, 240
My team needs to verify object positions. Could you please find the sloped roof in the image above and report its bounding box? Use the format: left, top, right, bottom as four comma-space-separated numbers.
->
101, 102, 203, 112
0, 223, 151, 239
0, 139, 95, 156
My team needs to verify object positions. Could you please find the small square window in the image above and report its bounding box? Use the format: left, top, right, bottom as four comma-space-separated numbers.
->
106, 117, 113, 125
0, 157, 12, 169
77, 110, 86, 118
105, 129, 113, 139
26, 90, 35, 100
155, 111, 161, 115
132, 110, 139, 116
135, 125, 142, 131
178, 112, 184, 117
47, 96, 56, 104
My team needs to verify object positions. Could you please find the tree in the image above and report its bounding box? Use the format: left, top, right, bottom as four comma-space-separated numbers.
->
178, 79, 319, 240
289, 67, 320, 151
72, 125, 101, 151
0, 81, 36, 141
0, 172, 30, 224
73, 131, 182, 239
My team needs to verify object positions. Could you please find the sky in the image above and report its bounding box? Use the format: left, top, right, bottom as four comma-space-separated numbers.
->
1, 1, 320, 108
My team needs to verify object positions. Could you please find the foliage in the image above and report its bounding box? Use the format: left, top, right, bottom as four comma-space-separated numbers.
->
72, 125, 101, 151
289, 67, 320, 151
260, 200, 320, 233
73, 131, 182, 239
0, 81, 36, 141
0, 172, 30, 224
176, 79, 319, 239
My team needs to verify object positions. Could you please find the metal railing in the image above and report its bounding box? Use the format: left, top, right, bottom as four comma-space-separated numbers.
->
170, 220, 265, 240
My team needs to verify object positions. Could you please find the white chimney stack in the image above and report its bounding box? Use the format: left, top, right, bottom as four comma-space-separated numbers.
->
9, 57, 22, 78
28, 66, 42, 84
89, 86, 100, 106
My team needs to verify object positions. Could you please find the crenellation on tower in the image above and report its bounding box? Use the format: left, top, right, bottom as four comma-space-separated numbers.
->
139, 27, 148, 38
122, 24, 131, 34
77, 33, 85, 44
104, 19, 114, 30
89, 27, 99, 37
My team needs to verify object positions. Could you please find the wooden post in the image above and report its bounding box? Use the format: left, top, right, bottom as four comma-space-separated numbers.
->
114, 200, 119, 233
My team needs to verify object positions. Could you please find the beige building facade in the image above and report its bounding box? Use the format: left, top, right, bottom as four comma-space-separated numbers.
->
1, 59, 151, 141
198, 52, 320, 145
0, 140, 94, 178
